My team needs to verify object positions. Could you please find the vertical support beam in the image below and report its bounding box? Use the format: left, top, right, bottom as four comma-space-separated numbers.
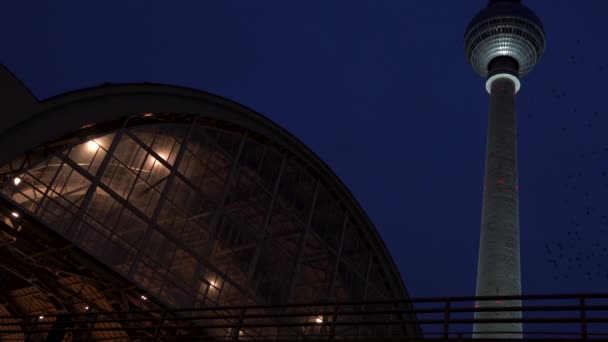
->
328, 302, 339, 339
580, 296, 587, 340
99, 129, 157, 267
33, 153, 66, 217
231, 305, 247, 340
474, 75, 521, 338
127, 118, 196, 284
362, 255, 373, 300
239, 154, 287, 305
359, 255, 373, 337
443, 298, 451, 339
326, 217, 348, 301
152, 310, 167, 341
77, 313, 98, 342
45, 314, 71, 342
65, 118, 129, 240
190, 132, 247, 300
285, 180, 320, 303
24, 316, 40, 342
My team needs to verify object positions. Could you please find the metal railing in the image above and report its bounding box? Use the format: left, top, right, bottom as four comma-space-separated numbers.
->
0, 293, 607, 340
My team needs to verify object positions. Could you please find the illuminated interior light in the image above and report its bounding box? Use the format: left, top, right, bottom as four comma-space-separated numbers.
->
86, 140, 100, 152
11, 212, 19, 218
84, 306, 90, 311
13, 177, 21, 186
148, 152, 167, 165
140, 295, 147, 300
315, 317, 323, 323
38, 315, 44, 320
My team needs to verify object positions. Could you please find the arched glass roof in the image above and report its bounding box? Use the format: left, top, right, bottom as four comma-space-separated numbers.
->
2, 116, 394, 306
0, 80, 417, 338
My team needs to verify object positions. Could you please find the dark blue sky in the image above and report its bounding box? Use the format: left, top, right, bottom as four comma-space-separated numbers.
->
1, 1, 607, 299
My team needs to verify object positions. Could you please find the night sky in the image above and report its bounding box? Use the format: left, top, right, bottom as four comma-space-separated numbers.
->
1, 1, 607, 301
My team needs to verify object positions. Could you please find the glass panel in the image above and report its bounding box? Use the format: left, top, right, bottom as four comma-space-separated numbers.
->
165, 176, 205, 218
102, 156, 138, 199
86, 187, 123, 231
65, 134, 113, 176
0, 119, 401, 339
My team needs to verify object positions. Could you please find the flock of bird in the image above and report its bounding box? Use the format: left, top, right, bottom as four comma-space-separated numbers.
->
538, 42, 608, 284
544, 159, 608, 282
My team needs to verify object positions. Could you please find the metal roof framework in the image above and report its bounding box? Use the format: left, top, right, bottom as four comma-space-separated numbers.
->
0, 68, 419, 340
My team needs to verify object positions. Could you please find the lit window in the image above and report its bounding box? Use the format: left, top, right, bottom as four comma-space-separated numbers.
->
38, 315, 44, 320
315, 317, 323, 323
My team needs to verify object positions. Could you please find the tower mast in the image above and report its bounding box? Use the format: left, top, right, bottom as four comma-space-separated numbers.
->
464, 0, 545, 338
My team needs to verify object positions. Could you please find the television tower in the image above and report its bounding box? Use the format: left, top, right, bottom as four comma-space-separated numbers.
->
464, 0, 545, 338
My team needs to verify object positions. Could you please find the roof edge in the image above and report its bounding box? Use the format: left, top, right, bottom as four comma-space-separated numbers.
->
0, 65, 41, 135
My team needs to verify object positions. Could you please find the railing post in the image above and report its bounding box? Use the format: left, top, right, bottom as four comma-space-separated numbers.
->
580, 296, 587, 340
24, 316, 39, 342
329, 303, 339, 339
82, 313, 98, 342
443, 298, 451, 339
232, 305, 247, 340
152, 310, 167, 341
391, 301, 397, 338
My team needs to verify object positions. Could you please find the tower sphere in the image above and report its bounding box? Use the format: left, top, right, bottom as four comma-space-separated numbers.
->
464, 0, 545, 78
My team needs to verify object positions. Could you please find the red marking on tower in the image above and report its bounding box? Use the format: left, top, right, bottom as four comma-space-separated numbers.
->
497, 179, 505, 185
514, 184, 519, 190
495, 300, 502, 305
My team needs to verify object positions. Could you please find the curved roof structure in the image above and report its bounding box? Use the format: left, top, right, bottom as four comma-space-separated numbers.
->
0, 66, 418, 339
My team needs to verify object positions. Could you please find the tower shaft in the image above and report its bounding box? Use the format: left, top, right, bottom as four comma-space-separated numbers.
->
465, 0, 544, 337
474, 76, 521, 338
